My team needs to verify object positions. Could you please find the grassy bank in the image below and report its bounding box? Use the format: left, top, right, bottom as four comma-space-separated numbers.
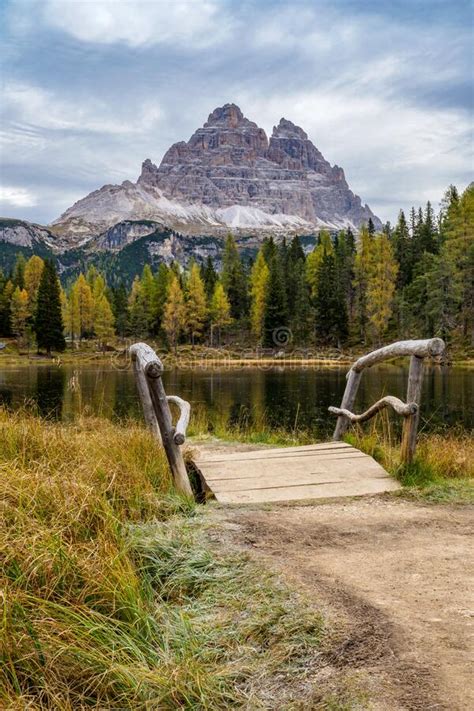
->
2, 338, 472, 368
0, 410, 342, 710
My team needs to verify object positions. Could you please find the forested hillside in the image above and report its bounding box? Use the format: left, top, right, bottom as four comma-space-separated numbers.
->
0, 185, 472, 352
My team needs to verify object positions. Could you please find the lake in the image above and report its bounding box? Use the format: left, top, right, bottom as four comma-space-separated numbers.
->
0, 361, 471, 439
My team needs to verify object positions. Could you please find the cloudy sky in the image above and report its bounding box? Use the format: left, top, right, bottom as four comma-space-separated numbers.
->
0, 0, 472, 226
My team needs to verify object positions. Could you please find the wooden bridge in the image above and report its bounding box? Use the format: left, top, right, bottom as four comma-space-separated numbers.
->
130, 338, 445, 505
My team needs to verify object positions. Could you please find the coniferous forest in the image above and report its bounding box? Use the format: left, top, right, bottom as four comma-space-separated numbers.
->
0, 184, 472, 354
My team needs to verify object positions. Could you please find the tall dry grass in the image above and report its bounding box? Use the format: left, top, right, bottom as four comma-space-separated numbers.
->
0, 409, 326, 709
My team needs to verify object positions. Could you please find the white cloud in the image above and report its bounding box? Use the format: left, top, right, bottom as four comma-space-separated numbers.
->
42, 0, 232, 48
237, 85, 472, 220
0, 186, 37, 207
2, 82, 162, 135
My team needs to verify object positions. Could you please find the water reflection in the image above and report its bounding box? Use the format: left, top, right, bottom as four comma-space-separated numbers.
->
0, 363, 471, 438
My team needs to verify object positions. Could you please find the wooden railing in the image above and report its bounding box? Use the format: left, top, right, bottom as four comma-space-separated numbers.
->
129, 342, 193, 497
329, 338, 446, 463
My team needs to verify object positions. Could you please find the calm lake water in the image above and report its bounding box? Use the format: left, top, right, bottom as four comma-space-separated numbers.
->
0, 362, 472, 439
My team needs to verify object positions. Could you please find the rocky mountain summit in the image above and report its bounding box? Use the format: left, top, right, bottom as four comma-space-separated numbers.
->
51, 103, 380, 245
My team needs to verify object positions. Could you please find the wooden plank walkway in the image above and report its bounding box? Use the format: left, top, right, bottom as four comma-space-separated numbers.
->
197, 442, 400, 504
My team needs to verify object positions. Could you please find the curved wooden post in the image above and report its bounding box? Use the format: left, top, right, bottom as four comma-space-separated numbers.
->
333, 369, 362, 440
331, 338, 445, 457
130, 343, 193, 498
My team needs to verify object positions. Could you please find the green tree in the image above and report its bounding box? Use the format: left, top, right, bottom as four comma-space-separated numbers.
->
10, 287, 30, 344
263, 238, 288, 347
128, 276, 148, 337
210, 281, 232, 345
163, 275, 186, 354
12, 254, 26, 289
24, 255, 44, 313
353, 226, 371, 343
69, 274, 94, 343
221, 234, 248, 320
201, 257, 218, 300
152, 263, 170, 334
94, 294, 115, 348
0, 280, 14, 336
34, 260, 65, 355
314, 246, 347, 346
366, 233, 398, 344
111, 283, 129, 337
250, 250, 269, 343
185, 262, 207, 345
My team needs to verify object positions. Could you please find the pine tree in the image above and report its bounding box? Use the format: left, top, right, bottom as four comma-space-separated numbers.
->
392, 210, 412, 287
366, 233, 398, 344
287, 236, 311, 344
425, 253, 461, 341
250, 250, 269, 343
306, 231, 333, 299
10, 287, 30, 344
202, 256, 218, 300
128, 276, 148, 337
185, 262, 207, 345
111, 283, 129, 337
0, 280, 14, 337
94, 294, 115, 348
24, 255, 44, 312
163, 275, 186, 354
221, 234, 248, 320
335, 230, 356, 326
12, 254, 26, 289
440, 184, 474, 343
367, 217, 376, 236
34, 260, 65, 355
140, 264, 156, 334
353, 226, 371, 343
263, 239, 288, 347
70, 273, 94, 343
314, 247, 347, 346
152, 263, 170, 333
210, 281, 232, 346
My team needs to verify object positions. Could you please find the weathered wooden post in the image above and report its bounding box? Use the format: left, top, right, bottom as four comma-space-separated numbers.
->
331, 338, 445, 463
130, 343, 193, 498
400, 355, 424, 464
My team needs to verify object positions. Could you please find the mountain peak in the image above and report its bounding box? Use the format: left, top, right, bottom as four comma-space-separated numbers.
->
204, 103, 256, 129
272, 118, 308, 141
52, 102, 382, 241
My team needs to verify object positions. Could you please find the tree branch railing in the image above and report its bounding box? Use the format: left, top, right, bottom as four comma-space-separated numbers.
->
129, 342, 193, 497
330, 338, 445, 463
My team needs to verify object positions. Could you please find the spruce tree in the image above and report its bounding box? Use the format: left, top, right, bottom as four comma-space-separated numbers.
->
221, 234, 248, 320
314, 248, 347, 346
263, 240, 288, 347
185, 262, 207, 345
12, 254, 26, 289
111, 283, 129, 337
201, 256, 218, 300
34, 260, 65, 355
392, 210, 412, 287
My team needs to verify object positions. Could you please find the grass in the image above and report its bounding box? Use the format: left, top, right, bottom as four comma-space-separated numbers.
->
0, 409, 344, 710
346, 414, 474, 504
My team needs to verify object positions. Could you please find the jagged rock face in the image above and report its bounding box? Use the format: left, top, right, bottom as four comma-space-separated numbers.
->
139, 104, 380, 230
0, 218, 57, 249
50, 103, 380, 247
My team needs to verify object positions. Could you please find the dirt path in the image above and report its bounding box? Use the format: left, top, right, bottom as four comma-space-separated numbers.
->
210, 496, 473, 710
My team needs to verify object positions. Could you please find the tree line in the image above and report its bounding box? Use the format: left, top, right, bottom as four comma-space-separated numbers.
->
0, 184, 471, 353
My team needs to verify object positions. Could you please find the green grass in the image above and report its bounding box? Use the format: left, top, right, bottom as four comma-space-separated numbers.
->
346, 416, 474, 504
0, 409, 344, 710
